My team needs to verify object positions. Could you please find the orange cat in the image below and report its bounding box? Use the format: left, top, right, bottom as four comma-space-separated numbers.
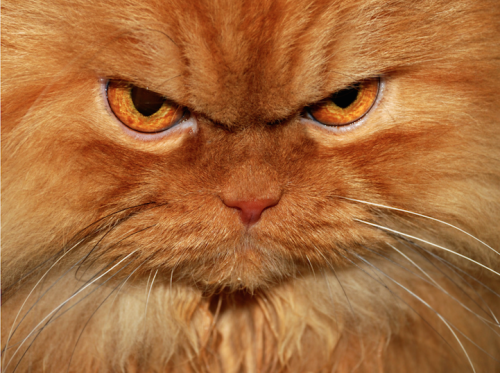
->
2, 0, 500, 372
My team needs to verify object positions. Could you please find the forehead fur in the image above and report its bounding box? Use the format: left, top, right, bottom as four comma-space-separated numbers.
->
4, 0, 495, 129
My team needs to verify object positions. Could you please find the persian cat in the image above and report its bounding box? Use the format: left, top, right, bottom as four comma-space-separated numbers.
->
2, 0, 500, 372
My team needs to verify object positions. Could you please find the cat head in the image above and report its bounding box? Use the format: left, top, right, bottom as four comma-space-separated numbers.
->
2, 0, 500, 292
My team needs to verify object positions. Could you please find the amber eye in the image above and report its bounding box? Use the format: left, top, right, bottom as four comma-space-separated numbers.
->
308, 78, 380, 126
106, 81, 186, 133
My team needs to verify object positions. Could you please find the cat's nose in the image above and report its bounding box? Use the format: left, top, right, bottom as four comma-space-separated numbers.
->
223, 198, 279, 226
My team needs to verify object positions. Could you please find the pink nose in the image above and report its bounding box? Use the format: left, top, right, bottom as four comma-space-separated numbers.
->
223, 198, 279, 226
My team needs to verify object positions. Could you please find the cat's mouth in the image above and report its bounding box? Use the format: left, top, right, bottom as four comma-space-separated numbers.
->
71, 195, 378, 292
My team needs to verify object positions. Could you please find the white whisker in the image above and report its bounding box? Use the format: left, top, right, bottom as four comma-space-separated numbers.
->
338, 196, 498, 255
65, 262, 147, 373
144, 270, 153, 301
2, 238, 86, 367
353, 253, 476, 373
437, 314, 476, 373
305, 254, 316, 279
170, 266, 175, 293
144, 269, 158, 318
355, 219, 500, 277
5, 250, 138, 372
339, 252, 464, 357
322, 268, 337, 310
110, 261, 147, 308
387, 243, 444, 290
385, 242, 500, 329
312, 246, 354, 314
23, 260, 141, 372
399, 240, 500, 340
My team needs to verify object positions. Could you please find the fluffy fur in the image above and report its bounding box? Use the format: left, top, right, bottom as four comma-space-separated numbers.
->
2, 0, 500, 372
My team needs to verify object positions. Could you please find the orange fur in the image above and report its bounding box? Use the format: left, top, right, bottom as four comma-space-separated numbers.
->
2, 0, 500, 372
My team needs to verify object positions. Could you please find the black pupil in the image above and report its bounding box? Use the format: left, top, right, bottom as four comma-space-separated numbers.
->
131, 86, 166, 116
330, 84, 360, 109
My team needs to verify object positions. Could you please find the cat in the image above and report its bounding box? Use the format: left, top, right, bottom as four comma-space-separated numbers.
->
2, 0, 500, 372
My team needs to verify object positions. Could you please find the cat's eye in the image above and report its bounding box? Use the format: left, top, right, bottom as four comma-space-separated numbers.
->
106, 81, 187, 133
307, 78, 380, 126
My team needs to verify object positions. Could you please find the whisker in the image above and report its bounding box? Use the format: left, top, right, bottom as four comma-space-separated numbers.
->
5, 251, 138, 372
438, 315, 476, 373
362, 244, 500, 343
330, 264, 355, 316
305, 254, 316, 279
365, 244, 497, 326
65, 260, 149, 373
398, 239, 500, 326
74, 225, 118, 281
362, 245, 435, 287
10, 255, 140, 373
20, 225, 159, 347
312, 247, 354, 315
42, 259, 142, 332
370, 249, 500, 364
3, 253, 93, 357
11, 256, 141, 372
73, 223, 158, 286
144, 270, 153, 300
352, 252, 500, 372
2, 232, 104, 302
386, 243, 447, 293
144, 269, 159, 318
354, 219, 500, 277
382, 243, 499, 328
395, 238, 500, 326
337, 196, 498, 255
3, 201, 158, 338
3, 204, 156, 297
12, 224, 151, 342
170, 267, 175, 293
2, 237, 88, 366
336, 250, 461, 361
321, 268, 337, 312
200, 295, 222, 352
109, 260, 145, 307
74, 204, 166, 278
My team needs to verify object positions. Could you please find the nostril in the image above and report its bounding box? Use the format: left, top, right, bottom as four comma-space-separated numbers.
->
223, 198, 279, 226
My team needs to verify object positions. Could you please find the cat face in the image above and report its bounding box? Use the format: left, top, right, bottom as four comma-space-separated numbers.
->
2, 0, 500, 371
5, 0, 497, 291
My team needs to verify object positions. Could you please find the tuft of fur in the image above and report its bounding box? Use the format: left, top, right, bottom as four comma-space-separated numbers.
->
2, 0, 500, 372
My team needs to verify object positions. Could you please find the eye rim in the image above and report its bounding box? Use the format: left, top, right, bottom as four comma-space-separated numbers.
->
105, 80, 189, 134
305, 77, 381, 128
